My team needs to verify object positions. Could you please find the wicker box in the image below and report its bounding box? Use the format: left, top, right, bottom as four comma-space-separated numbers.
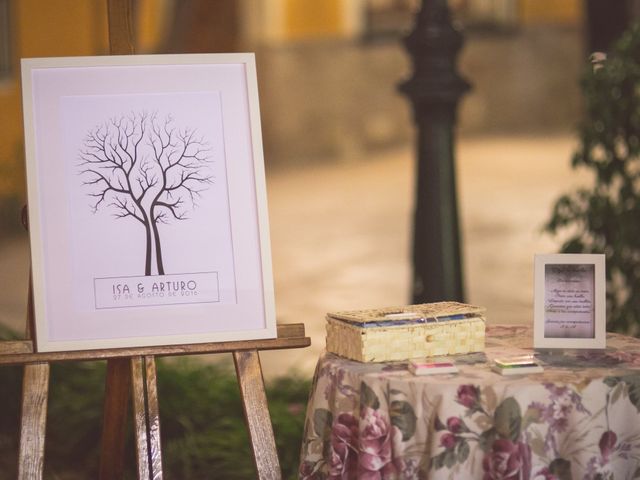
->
326, 302, 486, 362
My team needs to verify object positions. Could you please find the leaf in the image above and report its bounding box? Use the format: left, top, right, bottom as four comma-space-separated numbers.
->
522, 406, 542, 430
473, 414, 493, 431
456, 440, 470, 463
479, 427, 497, 451
623, 377, 640, 413
313, 408, 333, 440
493, 397, 522, 442
443, 449, 457, 468
432, 450, 456, 470
434, 415, 446, 431
549, 458, 572, 480
610, 382, 623, 405
529, 435, 546, 458
303, 418, 313, 448
606, 375, 640, 413
433, 451, 447, 470
312, 409, 333, 461
562, 237, 586, 254
603, 376, 621, 389
390, 400, 417, 441
360, 382, 380, 410
481, 386, 498, 413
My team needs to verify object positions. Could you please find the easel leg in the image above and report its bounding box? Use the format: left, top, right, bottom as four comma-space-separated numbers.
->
99, 358, 131, 480
131, 356, 163, 480
233, 350, 281, 480
144, 356, 162, 477
18, 362, 50, 480
107, 0, 135, 55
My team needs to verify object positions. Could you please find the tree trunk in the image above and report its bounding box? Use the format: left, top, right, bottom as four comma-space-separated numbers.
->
150, 210, 165, 275
141, 212, 152, 276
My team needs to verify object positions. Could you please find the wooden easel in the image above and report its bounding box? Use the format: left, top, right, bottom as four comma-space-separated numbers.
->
0, 1, 310, 478
2, 324, 309, 479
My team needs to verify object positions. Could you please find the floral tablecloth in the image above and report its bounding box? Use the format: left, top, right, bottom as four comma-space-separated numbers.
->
299, 325, 640, 479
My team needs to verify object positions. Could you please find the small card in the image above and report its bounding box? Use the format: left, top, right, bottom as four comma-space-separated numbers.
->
493, 355, 538, 367
409, 358, 458, 375
492, 355, 543, 375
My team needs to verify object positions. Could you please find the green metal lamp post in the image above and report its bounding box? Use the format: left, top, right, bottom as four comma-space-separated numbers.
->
399, 0, 470, 303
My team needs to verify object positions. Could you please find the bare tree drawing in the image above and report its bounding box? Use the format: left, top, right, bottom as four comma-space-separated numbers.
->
79, 112, 212, 276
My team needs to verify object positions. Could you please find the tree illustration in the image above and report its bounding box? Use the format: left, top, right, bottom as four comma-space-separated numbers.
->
79, 112, 212, 276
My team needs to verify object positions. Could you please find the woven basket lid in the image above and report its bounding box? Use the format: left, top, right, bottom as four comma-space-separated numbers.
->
326, 301, 485, 325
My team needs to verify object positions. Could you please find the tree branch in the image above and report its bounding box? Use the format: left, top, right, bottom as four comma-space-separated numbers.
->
154, 198, 187, 221
80, 111, 213, 228
109, 197, 145, 224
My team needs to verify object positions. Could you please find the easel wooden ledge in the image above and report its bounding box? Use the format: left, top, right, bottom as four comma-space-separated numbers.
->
1, 324, 310, 479
2, 1, 311, 479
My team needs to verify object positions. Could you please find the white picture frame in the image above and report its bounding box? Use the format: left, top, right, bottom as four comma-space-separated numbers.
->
21, 53, 277, 352
533, 253, 606, 349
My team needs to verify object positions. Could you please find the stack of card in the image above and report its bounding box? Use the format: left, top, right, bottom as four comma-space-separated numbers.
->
491, 355, 543, 375
409, 358, 459, 375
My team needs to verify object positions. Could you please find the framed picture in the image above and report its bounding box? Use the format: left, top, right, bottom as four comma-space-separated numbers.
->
533, 254, 606, 349
21, 53, 276, 352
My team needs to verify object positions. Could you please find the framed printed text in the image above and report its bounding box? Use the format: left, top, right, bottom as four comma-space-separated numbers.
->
534, 253, 606, 349
21, 53, 276, 352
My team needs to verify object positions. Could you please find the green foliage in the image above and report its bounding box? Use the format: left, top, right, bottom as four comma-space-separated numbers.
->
604, 375, 640, 414
0, 327, 22, 478
548, 458, 573, 480
390, 400, 417, 441
360, 381, 380, 409
0, 339, 310, 479
545, 22, 640, 335
492, 397, 521, 442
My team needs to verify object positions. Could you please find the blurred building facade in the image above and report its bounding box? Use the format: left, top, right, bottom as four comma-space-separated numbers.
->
0, 0, 603, 199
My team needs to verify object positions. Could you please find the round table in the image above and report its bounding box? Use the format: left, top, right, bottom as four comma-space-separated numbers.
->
299, 325, 640, 479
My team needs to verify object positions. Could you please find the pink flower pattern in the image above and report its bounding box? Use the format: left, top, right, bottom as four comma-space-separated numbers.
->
456, 384, 480, 409
358, 407, 397, 479
300, 328, 640, 479
328, 413, 359, 479
482, 439, 532, 480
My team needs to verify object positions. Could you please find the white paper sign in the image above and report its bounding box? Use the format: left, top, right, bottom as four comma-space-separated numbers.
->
94, 272, 220, 309
534, 254, 606, 349
543, 263, 595, 338
61, 91, 237, 313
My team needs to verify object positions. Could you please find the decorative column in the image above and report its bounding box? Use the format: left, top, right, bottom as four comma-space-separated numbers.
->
399, 0, 470, 303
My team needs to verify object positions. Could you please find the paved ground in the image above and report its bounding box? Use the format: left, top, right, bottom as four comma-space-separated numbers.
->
261, 134, 590, 377
0, 134, 590, 379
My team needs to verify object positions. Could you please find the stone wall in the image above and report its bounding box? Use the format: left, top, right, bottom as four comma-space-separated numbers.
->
256, 25, 584, 168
